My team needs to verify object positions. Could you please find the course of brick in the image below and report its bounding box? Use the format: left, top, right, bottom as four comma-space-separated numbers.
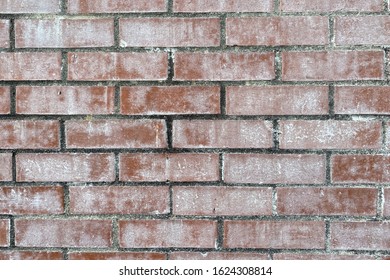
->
0, 0, 389, 260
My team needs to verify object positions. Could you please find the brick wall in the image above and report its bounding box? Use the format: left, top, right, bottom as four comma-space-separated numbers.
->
0, 0, 389, 260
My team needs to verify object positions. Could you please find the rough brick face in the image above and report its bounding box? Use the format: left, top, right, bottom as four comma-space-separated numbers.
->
0, 0, 60, 13
68, 0, 167, 13
169, 252, 269, 260
0, 154, 12, 182
279, 0, 383, 12
0, 20, 9, 48
384, 189, 390, 216
173, 0, 274, 12
0, 87, 10, 114
68, 252, 166, 260
0, 251, 63, 260
0, 219, 10, 247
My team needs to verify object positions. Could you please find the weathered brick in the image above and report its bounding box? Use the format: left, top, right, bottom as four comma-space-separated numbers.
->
15, 219, 112, 248
65, 120, 167, 149
16, 86, 115, 115
0, 154, 12, 182
173, 186, 272, 216
0, 20, 9, 48
173, 0, 274, 12
0, 251, 63, 260
174, 52, 275, 81
0, 52, 61, 81
68, 252, 166, 260
224, 154, 326, 184
120, 86, 220, 115
15, 19, 114, 48
0, 0, 60, 13
279, 120, 382, 149
120, 153, 219, 182
173, 120, 273, 148
224, 220, 325, 249
273, 253, 376, 260
169, 252, 269, 260
277, 187, 377, 216
384, 188, 390, 216
331, 222, 390, 250
0, 219, 9, 247
0, 186, 64, 215
227, 16, 328, 46
68, 0, 166, 13
69, 186, 169, 215
68, 52, 168, 81
119, 220, 217, 248
16, 153, 115, 182
0, 120, 59, 149
282, 51, 384, 81
332, 155, 390, 183
280, 0, 383, 12
120, 18, 220, 47
0, 87, 10, 114
226, 86, 329, 115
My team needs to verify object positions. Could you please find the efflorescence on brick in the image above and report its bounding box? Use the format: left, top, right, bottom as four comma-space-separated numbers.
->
0, 0, 389, 260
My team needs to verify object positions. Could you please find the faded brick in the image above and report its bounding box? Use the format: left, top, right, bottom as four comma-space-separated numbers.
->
0, 154, 12, 182
68, 0, 166, 13
0, 87, 10, 114
0, 219, 9, 247
0, 0, 60, 13
68, 252, 166, 260
280, 0, 383, 12
173, 0, 274, 12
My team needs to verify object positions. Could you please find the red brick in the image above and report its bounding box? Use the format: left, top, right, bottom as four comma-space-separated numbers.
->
0, 219, 9, 247
227, 16, 328, 46
173, 120, 273, 148
68, 0, 166, 13
120, 153, 219, 182
174, 52, 275, 81
16, 153, 115, 182
0, 52, 61, 81
68, 252, 166, 260
0, 186, 64, 215
0, 20, 9, 48
0, 120, 59, 149
0, 0, 60, 13
0, 251, 63, 260
15, 19, 114, 48
273, 253, 376, 260
331, 222, 390, 250
15, 219, 112, 248
0, 153, 12, 182
334, 86, 390, 115
226, 86, 329, 115
383, 188, 390, 216
119, 219, 217, 248
332, 155, 390, 183
224, 220, 325, 249
335, 16, 390, 45
280, 0, 383, 12
65, 120, 167, 149
169, 252, 269, 260
69, 186, 169, 215
173, 0, 274, 12
277, 187, 377, 216
224, 154, 326, 184
387, 123, 390, 149
68, 52, 168, 81
16, 86, 115, 115
282, 51, 384, 81
279, 120, 382, 149
0, 87, 10, 114
120, 86, 220, 115
120, 18, 220, 47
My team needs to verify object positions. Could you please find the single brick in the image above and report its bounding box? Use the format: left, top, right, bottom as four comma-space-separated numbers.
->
119, 220, 217, 248
279, 120, 382, 149
224, 154, 326, 184
16, 19, 114, 48
277, 187, 377, 216
282, 51, 384, 81
16, 153, 115, 182
68, 0, 166, 13
0, 251, 63, 260
384, 189, 390, 216
68, 52, 168, 81
273, 253, 376, 260
0, 120, 59, 149
334, 86, 390, 115
0, 52, 61, 81
120, 153, 219, 182
169, 252, 269, 260
15, 219, 112, 248
173, 186, 272, 216
69, 186, 170, 215
331, 222, 390, 250
387, 122, 390, 149
65, 120, 167, 149
227, 16, 328, 46
226, 86, 329, 115
0, 186, 64, 215
120, 86, 220, 115
68, 252, 166, 260
332, 155, 390, 183
0, 154, 12, 181
0, 219, 9, 247
335, 16, 390, 45
173, 0, 274, 12
0, 87, 10, 114
173, 120, 273, 148
120, 18, 220, 47
16, 86, 115, 115
174, 52, 275, 81
280, 0, 383, 12
224, 220, 325, 249
0, 0, 60, 13
0, 20, 9, 48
